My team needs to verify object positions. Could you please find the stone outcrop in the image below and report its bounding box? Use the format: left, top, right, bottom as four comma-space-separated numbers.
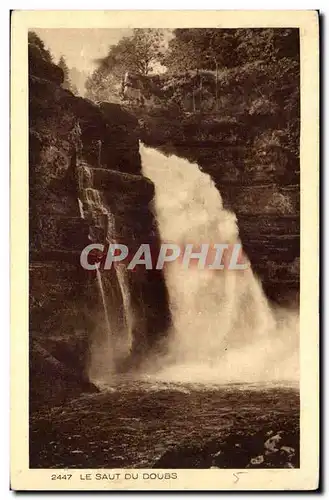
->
29, 41, 171, 411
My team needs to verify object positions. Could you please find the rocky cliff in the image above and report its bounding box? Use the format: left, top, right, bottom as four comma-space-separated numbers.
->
29, 41, 171, 412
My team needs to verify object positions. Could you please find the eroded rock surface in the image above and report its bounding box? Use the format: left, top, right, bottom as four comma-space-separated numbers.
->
29, 38, 170, 412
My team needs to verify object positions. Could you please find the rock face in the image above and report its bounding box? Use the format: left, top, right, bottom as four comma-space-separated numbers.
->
29, 41, 171, 411
138, 113, 299, 307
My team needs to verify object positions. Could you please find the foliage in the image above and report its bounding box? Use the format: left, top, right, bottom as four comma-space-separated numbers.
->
30, 29, 300, 179
163, 28, 299, 74
100, 29, 165, 77
85, 29, 165, 103
28, 31, 53, 63
85, 66, 122, 103
235, 28, 299, 64
163, 29, 240, 73
58, 56, 71, 91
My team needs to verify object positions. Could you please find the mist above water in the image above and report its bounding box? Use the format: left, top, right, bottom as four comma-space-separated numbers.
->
140, 144, 299, 385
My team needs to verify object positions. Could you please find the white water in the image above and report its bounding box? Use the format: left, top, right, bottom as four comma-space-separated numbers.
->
140, 144, 299, 385
76, 161, 132, 379
77, 198, 85, 219
96, 267, 112, 343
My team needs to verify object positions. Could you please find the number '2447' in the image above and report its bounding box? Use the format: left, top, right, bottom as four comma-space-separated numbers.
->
51, 474, 72, 480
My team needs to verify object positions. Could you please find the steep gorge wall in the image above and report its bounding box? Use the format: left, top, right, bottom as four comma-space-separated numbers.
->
29, 47, 170, 411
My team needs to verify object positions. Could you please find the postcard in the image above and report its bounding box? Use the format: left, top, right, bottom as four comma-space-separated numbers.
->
11, 10, 319, 491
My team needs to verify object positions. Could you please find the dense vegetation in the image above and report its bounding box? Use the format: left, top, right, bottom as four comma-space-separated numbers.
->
84, 30, 298, 114
30, 29, 299, 167
84, 28, 299, 180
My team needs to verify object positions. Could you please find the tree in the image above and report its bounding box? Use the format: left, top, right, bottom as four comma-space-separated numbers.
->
85, 29, 165, 103
58, 55, 71, 90
28, 31, 53, 63
235, 28, 299, 65
129, 28, 165, 76
85, 66, 122, 103
100, 29, 165, 78
164, 29, 239, 72
160, 28, 299, 113
163, 29, 241, 111
161, 30, 201, 111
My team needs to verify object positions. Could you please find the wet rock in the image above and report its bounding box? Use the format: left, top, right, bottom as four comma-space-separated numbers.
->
281, 445, 295, 457
249, 455, 264, 466
264, 433, 283, 453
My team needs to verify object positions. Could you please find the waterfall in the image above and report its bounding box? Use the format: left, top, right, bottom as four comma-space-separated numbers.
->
105, 199, 133, 349
96, 267, 112, 348
115, 263, 133, 345
77, 198, 84, 219
140, 143, 299, 385
76, 161, 132, 378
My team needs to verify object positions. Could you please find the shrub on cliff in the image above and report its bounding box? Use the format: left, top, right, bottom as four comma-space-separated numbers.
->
28, 31, 64, 85
28, 31, 53, 63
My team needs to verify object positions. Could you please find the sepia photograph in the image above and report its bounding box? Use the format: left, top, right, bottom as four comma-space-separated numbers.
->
10, 10, 319, 491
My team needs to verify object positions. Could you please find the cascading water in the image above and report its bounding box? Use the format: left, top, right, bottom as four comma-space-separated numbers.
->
77, 198, 85, 219
95, 267, 112, 343
115, 263, 133, 344
76, 160, 132, 378
140, 143, 299, 385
